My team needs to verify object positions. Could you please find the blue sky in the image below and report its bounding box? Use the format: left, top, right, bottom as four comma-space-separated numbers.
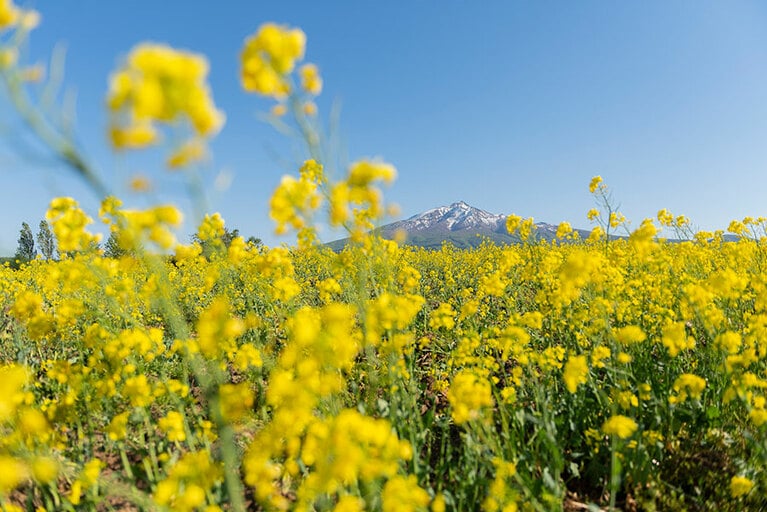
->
1, 1, 767, 252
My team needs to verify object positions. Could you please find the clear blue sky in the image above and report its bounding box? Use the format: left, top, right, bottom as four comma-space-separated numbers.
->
1, 1, 767, 253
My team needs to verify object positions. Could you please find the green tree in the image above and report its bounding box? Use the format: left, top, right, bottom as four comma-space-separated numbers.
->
192, 227, 258, 259
103, 231, 129, 258
15, 222, 36, 261
222, 228, 240, 247
36, 220, 56, 260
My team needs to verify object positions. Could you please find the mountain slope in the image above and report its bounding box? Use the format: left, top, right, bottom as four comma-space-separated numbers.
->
327, 201, 591, 250
376, 201, 512, 249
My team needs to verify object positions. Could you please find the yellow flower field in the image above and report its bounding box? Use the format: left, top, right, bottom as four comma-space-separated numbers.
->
1, 3, 766, 511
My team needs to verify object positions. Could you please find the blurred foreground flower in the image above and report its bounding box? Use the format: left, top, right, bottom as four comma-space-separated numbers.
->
107, 43, 224, 168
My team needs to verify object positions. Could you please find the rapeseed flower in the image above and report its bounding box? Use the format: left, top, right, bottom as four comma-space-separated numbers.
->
382, 475, 430, 512
108, 43, 224, 168
669, 373, 706, 404
601, 415, 638, 439
613, 325, 646, 345
589, 175, 603, 193
563, 355, 588, 393
661, 321, 695, 357
730, 476, 754, 498
448, 370, 493, 424
241, 23, 306, 98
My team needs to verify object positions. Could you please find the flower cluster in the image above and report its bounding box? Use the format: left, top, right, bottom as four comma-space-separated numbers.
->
107, 44, 224, 167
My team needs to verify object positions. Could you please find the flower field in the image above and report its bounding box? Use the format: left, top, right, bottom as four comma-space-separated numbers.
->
1, 3, 767, 511
4, 208, 767, 511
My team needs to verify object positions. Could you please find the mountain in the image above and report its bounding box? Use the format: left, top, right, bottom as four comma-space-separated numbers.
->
376, 201, 513, 249
327, 201, 592, 250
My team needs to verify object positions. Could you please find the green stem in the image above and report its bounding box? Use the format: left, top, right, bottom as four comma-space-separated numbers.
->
608, 436, 619, 511
119, 444, 134, 480
217, 422, 247, 512
143, 413, 161, 481
0, 70, 109, 199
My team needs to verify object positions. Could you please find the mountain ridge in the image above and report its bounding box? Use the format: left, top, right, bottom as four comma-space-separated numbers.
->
327, 201, 592, 250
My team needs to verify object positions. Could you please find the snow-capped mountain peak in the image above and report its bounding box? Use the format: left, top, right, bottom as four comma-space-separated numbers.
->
327, 200, 595, 250
397, 201, 506, 232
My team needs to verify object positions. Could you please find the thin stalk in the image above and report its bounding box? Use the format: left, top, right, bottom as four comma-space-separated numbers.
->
608, 436, 619, 511
142, 413, 161, 482
118, 444, 134, 480
0, 70, 109, 199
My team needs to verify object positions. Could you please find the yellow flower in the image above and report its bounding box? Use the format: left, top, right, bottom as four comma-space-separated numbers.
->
601, 415, 638, 439
299, 63, 323, 95
563, 355, 588, 393
0, 47, 17, 68
123, 374, 153, 407
0, 455, 26, 493
167, 138, 206, 168
382, 474, 430, 512
302, 100, 318, 116
110, 121, 157, 148
556, 221, 573, 239
80, 458, 102, 487
0, 364, 29, 417
269, 168, 322, 235
613, 325, 646, 345
334, 496, 365, 512
591, 346, 611, 369
730, 476, 754, 498
45, 197, 102, 253
348, 159, 397, 186
271, 103, 287, 116
448, 370, 493, 424
518, 217, 535, 240
30, 457, 58, 485
716, 331, 742, 355
483, 457, 519, 511
431, 493, 446, 512
241, 23, 306, 98
107, 43, 224, 165
657, 209, 674, 226
233, 343, 263, 371
196, 297, 245, 358
589, 175, 603, 193
609, 211, 626, 228
728, 219, 746, 236
107, 411, 130, 441
669, 373, 706, 404
629, 218, 658, 248
587, 225, 605, 242
197, 212, 226, 242
159, 411, 187, 442
153, 450, 223, 511
749, 408, 767, 427
18, 408, 49, 436
0, 0, 20, 30
661, 321, 695, 357
429, 302, 456, 330
506, 214, 522, 235
615, 390, 638, 410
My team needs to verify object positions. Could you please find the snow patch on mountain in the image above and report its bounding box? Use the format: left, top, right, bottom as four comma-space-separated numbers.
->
327, 200, 596, 250
394, 201, 507, 233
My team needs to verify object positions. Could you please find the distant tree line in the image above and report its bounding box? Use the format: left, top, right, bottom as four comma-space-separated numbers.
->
190, 228, 261, 260
3, 220, 262, 268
